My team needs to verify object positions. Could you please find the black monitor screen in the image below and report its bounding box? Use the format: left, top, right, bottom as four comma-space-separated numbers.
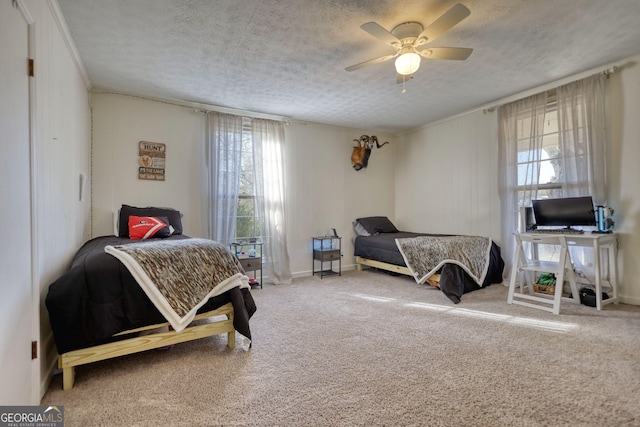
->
532, 196, 596, 227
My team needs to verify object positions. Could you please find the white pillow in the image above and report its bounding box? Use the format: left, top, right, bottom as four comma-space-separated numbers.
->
113, 209, 120, 236
352, 221, 371, 236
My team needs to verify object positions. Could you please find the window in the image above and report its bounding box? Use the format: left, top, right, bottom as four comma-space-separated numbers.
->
208, 111, 292, 283
515, 101, 558, 201
514, 95, 589, 208
236, 122, 261, 241
499, 74, 607, 276
513, 97, 590, 261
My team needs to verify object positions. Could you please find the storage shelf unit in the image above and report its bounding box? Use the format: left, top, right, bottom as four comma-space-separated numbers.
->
230, 241, 263, 288
312, 236, 342, 278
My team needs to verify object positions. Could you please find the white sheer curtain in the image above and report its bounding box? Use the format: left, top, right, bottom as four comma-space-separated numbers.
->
206, 111, 244, 246
498, 73, 607, 279
252, 118, 292, 284
498, 92, 548, 278
556, 74, 607, 203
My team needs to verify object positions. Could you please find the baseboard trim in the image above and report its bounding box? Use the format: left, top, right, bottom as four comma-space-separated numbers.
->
40, 332, 59, 399
619, 295, 640, 306
292, 264, 356, 279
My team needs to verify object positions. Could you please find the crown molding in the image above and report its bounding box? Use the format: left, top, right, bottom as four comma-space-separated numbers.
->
47, 0, 91, 89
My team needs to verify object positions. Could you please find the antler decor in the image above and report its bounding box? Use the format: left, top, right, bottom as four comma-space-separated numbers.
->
350, 135, 390, 171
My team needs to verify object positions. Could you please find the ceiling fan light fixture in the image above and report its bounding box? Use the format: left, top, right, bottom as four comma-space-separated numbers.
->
346, 4, 472, 78
395, 52, 421, 75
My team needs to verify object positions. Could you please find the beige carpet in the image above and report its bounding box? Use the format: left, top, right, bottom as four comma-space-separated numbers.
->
42, 269, 640, 426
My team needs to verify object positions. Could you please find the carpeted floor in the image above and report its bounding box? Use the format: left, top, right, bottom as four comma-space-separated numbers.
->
42, 269, 640, 426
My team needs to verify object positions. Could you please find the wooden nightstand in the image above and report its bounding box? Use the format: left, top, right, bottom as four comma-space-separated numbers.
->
312, 236, 342, 278
230, 241, 263, 288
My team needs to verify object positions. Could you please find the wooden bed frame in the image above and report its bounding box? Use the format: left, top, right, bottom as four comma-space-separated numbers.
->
57, 302, 235, 390
355, 256, 412, 276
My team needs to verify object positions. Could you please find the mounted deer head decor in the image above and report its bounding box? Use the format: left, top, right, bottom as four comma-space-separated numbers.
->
351, 135, 390, 171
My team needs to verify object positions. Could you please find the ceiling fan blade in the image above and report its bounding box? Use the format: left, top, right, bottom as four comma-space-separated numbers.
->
360, 22, 401, 47
416, 3, 471, 45
419, 47, 473, 60
345, 53, 398, 72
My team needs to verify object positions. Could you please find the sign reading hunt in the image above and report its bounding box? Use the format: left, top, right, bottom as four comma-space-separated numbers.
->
138, 141, 166, 181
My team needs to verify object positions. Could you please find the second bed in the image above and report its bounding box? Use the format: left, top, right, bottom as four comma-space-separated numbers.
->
353, 217, 505, 303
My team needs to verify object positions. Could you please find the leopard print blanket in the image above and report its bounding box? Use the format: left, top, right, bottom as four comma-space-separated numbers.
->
105, 238, 249, 332
396, 235, 492, 286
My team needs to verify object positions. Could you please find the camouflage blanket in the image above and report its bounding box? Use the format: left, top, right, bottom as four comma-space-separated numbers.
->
105, 238, 249, 332
396, 235, 492, 286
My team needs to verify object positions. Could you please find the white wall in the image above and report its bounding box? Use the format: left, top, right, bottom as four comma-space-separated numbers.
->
284, 122, 395, 276
395, 110, 501, 243
91, 95, 206, 237
607, 57, 640, 305
31, 0, 92, 397
0, 0, 92, 401
91, 93, 396, 276
394, 56, 640, 305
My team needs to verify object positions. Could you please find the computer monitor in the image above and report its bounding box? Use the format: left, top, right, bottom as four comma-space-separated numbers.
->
532, 196, 596, 228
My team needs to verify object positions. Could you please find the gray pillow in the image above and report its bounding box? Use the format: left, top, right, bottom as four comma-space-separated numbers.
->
355, 216, 399, 234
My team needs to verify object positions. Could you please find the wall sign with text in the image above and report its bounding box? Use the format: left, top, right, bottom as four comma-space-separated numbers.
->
138, 141, 166, 181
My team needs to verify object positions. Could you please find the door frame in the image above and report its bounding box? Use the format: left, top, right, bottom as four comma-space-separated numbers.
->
15, 0, 40, 403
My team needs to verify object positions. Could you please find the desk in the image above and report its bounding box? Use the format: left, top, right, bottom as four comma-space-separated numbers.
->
523, 232, 618, 310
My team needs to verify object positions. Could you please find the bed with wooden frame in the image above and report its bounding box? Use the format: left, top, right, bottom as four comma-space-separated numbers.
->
57, 303, 236, 391
46, 205, 256, 390
356, 256, 412, 275
353, 216, 504, 303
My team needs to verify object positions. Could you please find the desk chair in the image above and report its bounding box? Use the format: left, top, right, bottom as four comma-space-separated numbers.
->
508, 233, 579, 315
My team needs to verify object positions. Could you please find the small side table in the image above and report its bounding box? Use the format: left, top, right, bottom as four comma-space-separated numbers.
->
312, 236, 342, 278
230, 241, 263, 288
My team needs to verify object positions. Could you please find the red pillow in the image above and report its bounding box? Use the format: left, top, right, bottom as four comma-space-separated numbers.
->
128, 216, 171, 240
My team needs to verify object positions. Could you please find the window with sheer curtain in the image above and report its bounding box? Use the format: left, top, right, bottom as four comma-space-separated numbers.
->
206, 112, 292, 284
237, 120, 260, 241
498, 73, 607, 277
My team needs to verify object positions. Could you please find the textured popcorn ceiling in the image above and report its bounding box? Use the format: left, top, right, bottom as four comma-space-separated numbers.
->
57, 0, 640, 134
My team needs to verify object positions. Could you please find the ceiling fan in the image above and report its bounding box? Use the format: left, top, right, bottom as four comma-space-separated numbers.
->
345, 3, 473, 81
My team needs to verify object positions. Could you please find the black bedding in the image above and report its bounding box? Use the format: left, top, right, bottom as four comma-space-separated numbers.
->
354, 232, 504, 303
46, 235, 256, 354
